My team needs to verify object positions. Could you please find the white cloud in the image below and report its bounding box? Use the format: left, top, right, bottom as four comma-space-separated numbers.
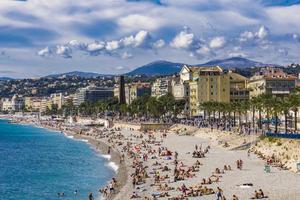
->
170, 28, 195, 49
134, 30, 151, 47
86, 41, 105, 52
256, 25, 269, 39
153, 39, 165, 48
119, 30, 152, 48
239, 25, 269, 42
239, 31, 255, 42
209, 36, 226, 49
56, 45, 72, 58
105, 40, 120, 51
68, 40, 87, 50
37, 47, 52, 57
170, 26, 204, 51
118, 14, 161, 32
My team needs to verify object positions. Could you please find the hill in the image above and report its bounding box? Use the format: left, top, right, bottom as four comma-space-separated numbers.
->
44, 71, 111, 78
127, 57, 277, 76
198, 57, 268, 68
0, 77, 14, 81
126, 60, 183, 76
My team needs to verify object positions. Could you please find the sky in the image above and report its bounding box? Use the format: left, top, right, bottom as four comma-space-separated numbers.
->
0, 0, 300, 78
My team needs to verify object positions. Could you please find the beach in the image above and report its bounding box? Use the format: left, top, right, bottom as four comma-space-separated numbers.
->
3, 115, 300, 200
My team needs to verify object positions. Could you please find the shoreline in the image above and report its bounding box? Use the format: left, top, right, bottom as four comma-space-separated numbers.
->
2, 115, 300, 199
0, 116, 129, 200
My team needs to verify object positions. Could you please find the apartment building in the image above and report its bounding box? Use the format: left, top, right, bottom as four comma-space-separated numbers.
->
114, 82, 151, 104
248, 67, 296, 97
73, 85, 114, 106
151, 77, 172, 98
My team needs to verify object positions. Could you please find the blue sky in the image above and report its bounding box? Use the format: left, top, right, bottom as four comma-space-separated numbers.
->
0, 0, 299, 78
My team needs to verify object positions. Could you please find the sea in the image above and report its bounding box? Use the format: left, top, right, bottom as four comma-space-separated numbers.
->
0, 119, 115, 200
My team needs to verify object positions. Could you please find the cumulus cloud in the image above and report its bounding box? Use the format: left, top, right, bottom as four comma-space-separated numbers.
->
37, 47, 52, 57
209, 36, 226, 49
239, 25, 269, 42
37, 30, 159, 59
153, 39, 165, 48
106, 40, 120, 51
170, 27, 196, 49
171, 31, 193, 49
56, 45, 72, 58
120, 30, 152, 48
256, 25, 269, 39
86, 41, 105, 52
68, 40, 87, 50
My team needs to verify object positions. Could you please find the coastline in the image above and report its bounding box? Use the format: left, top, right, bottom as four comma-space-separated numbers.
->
0, 116, 129, 200
2, 115, 300, 199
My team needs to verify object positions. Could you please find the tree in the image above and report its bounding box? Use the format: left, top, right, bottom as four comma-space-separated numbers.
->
288, 92, 300, 132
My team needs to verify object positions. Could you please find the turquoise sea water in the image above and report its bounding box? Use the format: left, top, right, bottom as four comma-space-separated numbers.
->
0, 119, 114, 200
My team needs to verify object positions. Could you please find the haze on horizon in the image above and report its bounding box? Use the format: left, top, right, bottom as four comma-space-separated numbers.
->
0, 0, 300, 78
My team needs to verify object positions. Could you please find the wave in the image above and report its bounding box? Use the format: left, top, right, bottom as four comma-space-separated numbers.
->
66, 135, 74, 139
101, 154, 111, 160
80, 139, 89, 143
107, 162, 119, 172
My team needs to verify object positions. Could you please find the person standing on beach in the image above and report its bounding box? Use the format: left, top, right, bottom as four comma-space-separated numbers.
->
88, 193, 94, 200
216, 187, 223, 200
108, 146, 111, 154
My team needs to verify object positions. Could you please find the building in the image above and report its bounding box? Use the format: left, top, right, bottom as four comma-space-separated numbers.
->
188, 66, 230, 116
1, 98, 12, 111
127, 83, 151, 104
151, 77, 172, 98
114, 82, 151, 104
1, 95, 24, 112
180, 65, 249, 116
24, 96, 53, 113
171, 77, 189, 100
73, 85, 114, 106
119, 76, 126, 104
40, 97, 52, 113
229, 72, 250, 102
51, 93, 63, 109
248, 67, 297, 97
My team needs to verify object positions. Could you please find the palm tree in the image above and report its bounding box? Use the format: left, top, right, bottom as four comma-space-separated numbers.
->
288, 92, 300, 132
260, 94, 274, 131
271, 97, 282, 133
199, 102, 214, 124
280, 98, 292, 133
250, 97, 258, 129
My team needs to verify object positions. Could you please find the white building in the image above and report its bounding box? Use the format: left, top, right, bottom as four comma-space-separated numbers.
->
151, 77, 172, 98
1, 95, 24, 112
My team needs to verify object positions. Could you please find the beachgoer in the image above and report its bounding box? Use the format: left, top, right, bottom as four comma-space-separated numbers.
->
88, 193, 94, 200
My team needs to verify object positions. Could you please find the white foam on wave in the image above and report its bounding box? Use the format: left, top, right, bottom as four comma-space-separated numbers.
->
66, 135, 74, 139
107, 162, 119, 172
80, 139, 89, 143
101, 154, 111, 160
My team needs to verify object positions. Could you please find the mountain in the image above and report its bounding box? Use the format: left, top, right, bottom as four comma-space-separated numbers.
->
198, 57, 275, 68
44, 71, 111, 78
0, 77, 14, 81
127, 57, 279, 76
127, 60, 183, 76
